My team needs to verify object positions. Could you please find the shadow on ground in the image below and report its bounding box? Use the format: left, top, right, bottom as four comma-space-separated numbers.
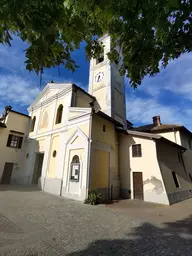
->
0, 185, 40, 192
67, 215, 192, 256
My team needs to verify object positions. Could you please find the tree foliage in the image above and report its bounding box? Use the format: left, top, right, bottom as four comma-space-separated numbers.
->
0, 0, 191, 87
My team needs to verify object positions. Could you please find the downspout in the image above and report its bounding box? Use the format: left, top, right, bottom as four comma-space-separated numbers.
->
181, 148, 187, 176
86, 107, 94, 199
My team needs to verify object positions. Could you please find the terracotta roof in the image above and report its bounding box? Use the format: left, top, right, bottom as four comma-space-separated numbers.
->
134, 123, 183, 132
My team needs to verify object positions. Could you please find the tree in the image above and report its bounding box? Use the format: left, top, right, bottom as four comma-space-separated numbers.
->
0, 0, 191, 87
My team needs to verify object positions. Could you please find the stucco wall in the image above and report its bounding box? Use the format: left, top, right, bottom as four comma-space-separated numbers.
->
0, 111, 29, 182
179, 131, 192, 177
119, 134, 169, 205
155, 131, 181, 144
156, 130, 192, 182
47, 134, 60, 178
156, 140, 192, 204
91, 114, 119, 176
90, 114, 120, 199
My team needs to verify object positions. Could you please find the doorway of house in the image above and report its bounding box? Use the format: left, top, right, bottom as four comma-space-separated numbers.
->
133, 172, 144, 200
32, 153, 44, 184
1, 162, 14, 184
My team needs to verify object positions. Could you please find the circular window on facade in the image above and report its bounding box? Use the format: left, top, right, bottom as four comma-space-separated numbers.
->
53, 150, 57, 158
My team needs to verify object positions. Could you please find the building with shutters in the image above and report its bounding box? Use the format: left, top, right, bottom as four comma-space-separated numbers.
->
0, 106, 30, 184
1, 34, 192, 205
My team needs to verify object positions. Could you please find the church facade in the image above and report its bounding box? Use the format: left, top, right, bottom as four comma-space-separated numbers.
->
3, 35, 191, 205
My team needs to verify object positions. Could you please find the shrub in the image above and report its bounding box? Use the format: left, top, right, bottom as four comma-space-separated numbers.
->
84, 188, 102, 205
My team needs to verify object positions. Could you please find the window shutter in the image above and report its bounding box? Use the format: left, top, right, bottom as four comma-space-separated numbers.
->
18, 137, 23, 149
7, 135, 12, 147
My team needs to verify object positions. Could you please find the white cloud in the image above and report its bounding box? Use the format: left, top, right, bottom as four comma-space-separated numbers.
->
126, 96, 192, 130
0, 75, 40, 106
0, 38, 27, 73
139, 53, 192, 101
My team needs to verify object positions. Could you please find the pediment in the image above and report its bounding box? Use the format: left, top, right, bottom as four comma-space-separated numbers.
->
28, 83, 72, 111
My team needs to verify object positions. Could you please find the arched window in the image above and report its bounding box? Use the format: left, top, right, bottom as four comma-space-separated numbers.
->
30, 116, 36, 132
55, 104, 63, 124
70, 155, 80, 182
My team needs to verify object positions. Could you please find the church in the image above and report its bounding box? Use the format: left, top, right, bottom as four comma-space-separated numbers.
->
2, 35, 192, 205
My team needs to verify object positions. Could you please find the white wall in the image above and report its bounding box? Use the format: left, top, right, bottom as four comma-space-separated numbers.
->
119, 134, 169, 204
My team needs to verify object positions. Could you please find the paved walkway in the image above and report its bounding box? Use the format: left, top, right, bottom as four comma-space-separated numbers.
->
0, 185, 191, 255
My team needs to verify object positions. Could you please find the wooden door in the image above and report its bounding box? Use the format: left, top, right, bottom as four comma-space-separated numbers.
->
133, 172, 144, 200
1, 162, 14, 184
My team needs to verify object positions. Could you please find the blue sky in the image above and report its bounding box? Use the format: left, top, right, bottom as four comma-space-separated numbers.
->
0, 36, 191, 130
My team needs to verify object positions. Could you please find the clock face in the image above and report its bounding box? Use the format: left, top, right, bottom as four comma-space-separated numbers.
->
95, 72, 104, 83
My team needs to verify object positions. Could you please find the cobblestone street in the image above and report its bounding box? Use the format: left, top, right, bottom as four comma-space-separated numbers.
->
0, 185, 192, 256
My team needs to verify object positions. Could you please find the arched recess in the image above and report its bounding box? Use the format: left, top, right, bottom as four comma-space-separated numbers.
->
55, 104, 63, 124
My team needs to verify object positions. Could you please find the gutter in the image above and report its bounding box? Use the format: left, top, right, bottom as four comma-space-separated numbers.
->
86, 109, 93, 199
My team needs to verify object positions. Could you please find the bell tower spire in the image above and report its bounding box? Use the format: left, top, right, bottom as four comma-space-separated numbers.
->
88, 35, 126, 127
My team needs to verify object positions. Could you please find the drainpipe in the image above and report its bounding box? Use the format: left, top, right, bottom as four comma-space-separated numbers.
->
181, 148, 187, 176
86, 109, 93, 199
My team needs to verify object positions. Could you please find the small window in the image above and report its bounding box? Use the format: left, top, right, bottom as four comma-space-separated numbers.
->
70, 155, 80, 182
30, 116, 36, 132
52, 150, 57, 158
55, 104, 63, 124
103, 125, 106, 132
188, 140, 191, 149
189, 173, 192, 182
7, 135, 23, 149
172, 171, 180, 188
96, 52, 104, 65
132, 144, 142, 157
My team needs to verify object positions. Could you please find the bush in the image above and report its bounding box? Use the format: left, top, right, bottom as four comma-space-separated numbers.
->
84, 188, 102, 205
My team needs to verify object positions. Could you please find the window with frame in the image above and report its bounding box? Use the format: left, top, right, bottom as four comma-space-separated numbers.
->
55, 104, 63, 124
172, 171, 180, 188
132, 144, 142, 157
70, 155, 80, 182
7, 134, 23, 149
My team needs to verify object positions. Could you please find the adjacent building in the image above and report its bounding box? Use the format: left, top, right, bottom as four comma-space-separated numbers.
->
0, 106, 30, 184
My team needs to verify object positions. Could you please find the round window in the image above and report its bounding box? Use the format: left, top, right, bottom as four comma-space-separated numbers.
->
53, 150, 57, 157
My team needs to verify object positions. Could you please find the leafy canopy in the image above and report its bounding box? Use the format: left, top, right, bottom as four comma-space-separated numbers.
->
0, 0, 191, 87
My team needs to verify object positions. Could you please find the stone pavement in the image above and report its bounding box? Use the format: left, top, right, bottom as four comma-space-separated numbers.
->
0, 185, 191, 256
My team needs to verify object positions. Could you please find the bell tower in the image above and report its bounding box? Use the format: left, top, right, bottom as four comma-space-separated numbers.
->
88, 34, 126, 127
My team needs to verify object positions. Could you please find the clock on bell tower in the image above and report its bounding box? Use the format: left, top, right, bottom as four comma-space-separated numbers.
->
88, 34, 126, 127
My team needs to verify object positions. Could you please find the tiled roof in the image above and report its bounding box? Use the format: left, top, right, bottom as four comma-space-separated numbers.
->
134, 123, 183, 132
